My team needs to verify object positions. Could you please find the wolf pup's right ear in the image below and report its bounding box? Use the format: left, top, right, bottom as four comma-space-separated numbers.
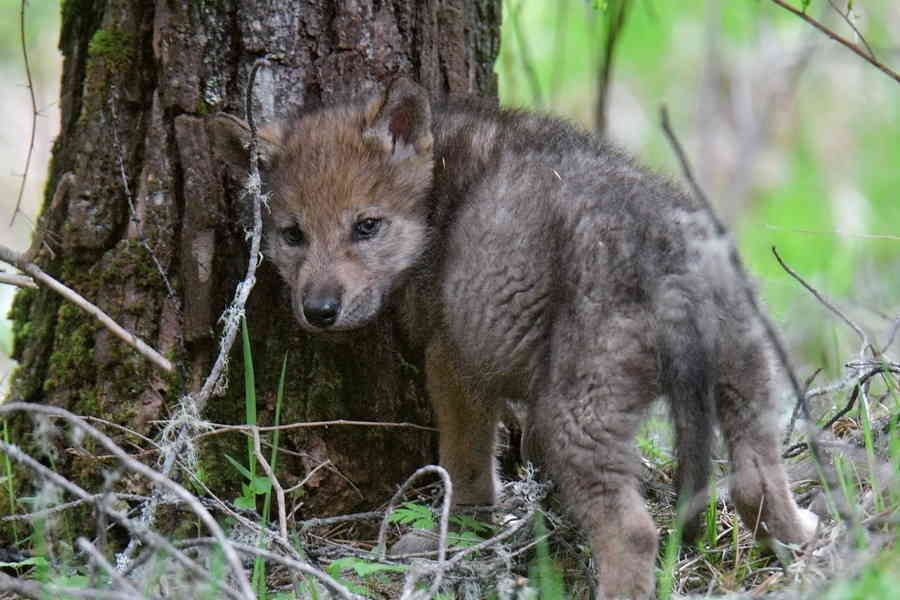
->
363, 78, 433, 163
207, 112, 283, 179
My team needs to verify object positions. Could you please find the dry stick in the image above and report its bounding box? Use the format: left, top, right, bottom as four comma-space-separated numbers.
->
0, 245, 173, 374
0, 272, 36, 288
178, 538, 366, 600
0, 572, 144, 600
376, 465, 453, 600
195, 57, 268, 408
768, 0, 900, 85
204, 418, 438, 436
251, 426, 288, 541
0, 440, 245, 600
0, 404, 255, 600
882, 314, 900, 355
120, 57, 271, 568
771, 246, 871, 357
1, 493, 149, 522
10, 0, 38, 226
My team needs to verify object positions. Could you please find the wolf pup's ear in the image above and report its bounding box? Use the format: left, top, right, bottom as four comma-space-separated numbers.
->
207, 112, 283, 179
363, 78, 433, 162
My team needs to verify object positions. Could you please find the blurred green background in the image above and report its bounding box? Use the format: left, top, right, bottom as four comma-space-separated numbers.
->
0, 1, 897, 387
498, 0, 899, 377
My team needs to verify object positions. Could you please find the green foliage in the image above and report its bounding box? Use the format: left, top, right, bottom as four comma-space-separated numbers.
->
326, 556, 408, 597
528, 512, 566, 598
388, 501, 436, 530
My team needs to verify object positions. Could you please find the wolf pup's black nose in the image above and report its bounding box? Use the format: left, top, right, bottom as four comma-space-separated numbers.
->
303, 297, 341, 328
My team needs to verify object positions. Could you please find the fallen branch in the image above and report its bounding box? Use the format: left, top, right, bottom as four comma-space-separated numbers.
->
0, 245, 173, 374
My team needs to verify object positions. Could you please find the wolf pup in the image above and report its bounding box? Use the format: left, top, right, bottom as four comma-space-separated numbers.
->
210, 79, 817, 599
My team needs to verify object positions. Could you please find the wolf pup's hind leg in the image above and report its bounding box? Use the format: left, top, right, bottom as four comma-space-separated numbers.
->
534, 336, 659, 600
717, 336, 818, 545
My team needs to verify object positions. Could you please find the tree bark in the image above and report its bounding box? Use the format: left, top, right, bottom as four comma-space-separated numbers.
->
4, 0, 500, 526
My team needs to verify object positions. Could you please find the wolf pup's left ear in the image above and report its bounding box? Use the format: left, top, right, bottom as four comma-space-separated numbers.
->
363, 78, 433, 162
207, 112, 283, 179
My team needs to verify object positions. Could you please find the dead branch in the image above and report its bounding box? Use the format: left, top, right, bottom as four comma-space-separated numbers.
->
10, 0, 38, 226
0, 272, 36, 288
0, 244, 173, 374
0, 571, 144, 600
175, 537, 366, 600
768, 0, 900, 84
772, 246, 871, 357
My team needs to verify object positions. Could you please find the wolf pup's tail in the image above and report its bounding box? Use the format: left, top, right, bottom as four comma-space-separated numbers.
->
655, 277, 718, 543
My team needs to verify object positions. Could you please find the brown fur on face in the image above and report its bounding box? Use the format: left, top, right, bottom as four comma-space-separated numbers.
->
209, 79, 818, 599
262, 87, 434, 330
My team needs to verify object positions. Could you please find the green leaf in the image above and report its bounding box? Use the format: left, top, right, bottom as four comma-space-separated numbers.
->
801, 0, 811, 13
387, 502, 435, 530
328, 557, 408, 578
224, 454, 253, 481
234, 495, 256, 510
250, 475, 272, 495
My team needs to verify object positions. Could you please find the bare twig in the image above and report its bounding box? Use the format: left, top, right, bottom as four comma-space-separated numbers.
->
0, 571, 144, 600
195, 58, 268, 408
11, 0, 38, 226
1, 492, 149, 522
771, 246, 871, 357
0, 272, 36, 288
768, 0, 900, 84
660, 106, 726, 236
0, 245, 173, 373
201, 418, 438, 436
177, 538, 365, 600
251, 426, 288, 541
826, 0, 876, 59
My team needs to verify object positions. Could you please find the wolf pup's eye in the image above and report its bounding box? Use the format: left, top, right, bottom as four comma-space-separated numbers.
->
281, 225, 305, 247
352, 217, 383, 241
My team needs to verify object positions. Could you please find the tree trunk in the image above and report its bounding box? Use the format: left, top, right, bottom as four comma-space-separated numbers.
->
4, 0, 500, 527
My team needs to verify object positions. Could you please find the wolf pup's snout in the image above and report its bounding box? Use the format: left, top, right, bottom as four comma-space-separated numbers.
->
302, 283, 343, 328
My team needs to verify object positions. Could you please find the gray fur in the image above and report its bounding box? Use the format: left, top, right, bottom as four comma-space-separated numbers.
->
209, 79, 817, 599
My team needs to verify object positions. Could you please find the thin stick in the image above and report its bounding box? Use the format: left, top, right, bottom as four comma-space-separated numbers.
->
0, 272, 36, 288
771, 246, 870, 356
177, 538, 364, 600
768, 0, 899, 85
201, 418, 438, 435
11, 0, 38, 226
251, 426, 288, 541
0, 245, 173, 373
0, 572, 144, 600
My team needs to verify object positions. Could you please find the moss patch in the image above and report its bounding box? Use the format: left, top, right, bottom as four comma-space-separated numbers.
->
87, 29, 135, 73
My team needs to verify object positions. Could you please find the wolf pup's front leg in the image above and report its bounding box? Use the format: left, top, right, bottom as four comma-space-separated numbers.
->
391, 339, 501, 555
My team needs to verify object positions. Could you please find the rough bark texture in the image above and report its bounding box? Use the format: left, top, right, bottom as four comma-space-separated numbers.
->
4, 0, 501, 529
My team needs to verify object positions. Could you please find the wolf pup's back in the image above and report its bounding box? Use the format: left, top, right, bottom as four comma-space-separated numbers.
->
210, 78, 817, 599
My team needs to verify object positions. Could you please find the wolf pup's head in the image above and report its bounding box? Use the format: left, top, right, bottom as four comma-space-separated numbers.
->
210, 79, 434, 331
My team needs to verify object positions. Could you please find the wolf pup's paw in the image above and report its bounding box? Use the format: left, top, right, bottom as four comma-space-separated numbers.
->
796, 508, 820, 542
